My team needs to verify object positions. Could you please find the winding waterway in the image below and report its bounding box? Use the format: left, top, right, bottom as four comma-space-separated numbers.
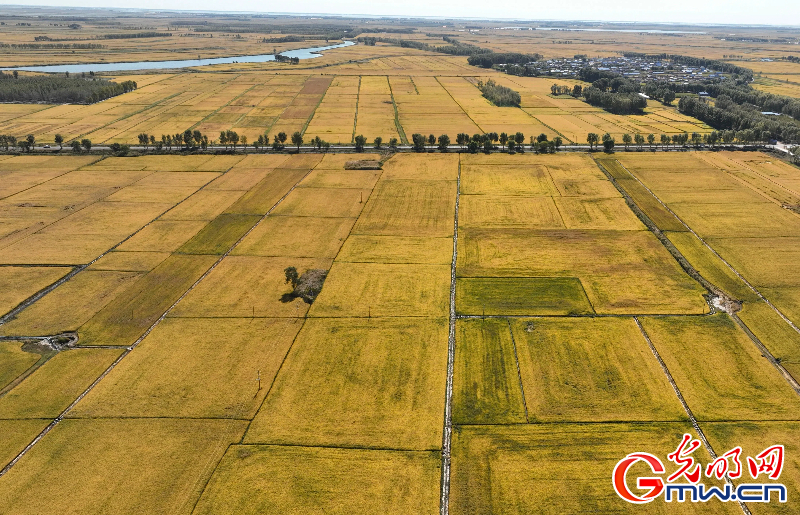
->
1, 40, 355, 73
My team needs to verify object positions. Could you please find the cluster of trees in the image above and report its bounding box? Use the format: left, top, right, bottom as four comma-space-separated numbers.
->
467, 52, 541, 68
551, 84, 580, 96
358, 36, 486, 57
0, 72, 136, 104
679, 96, 800, 143
582, 88, 647, 115
587, 130, 774, 152
641, 83, 676, 105
358, 35, 540, 68
477, 79, 521, 107
1, 42, 104, 49
274, 54, 300, 64
100, 32, 172, 39
261, 35, 304, 43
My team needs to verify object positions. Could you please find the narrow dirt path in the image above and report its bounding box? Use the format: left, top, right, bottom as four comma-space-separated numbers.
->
439, 156, 461, 515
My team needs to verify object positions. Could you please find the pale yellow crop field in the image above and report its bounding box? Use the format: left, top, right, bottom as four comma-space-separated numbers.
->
1, 149, 799, 514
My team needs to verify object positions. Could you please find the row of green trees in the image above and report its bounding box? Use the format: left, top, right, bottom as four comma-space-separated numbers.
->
0, 72, 136, 104
586, 130, 773, 152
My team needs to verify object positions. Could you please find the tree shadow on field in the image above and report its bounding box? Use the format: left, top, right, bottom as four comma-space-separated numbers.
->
280, 266, 328, 304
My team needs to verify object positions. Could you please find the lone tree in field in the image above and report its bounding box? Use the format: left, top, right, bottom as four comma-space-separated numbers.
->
291, 131, 303, 151
373, 136, 382, 149
586, 133, 599, 151
354, 134, 367, 152
284, 266, 299, 288
54, 134, 63, 150
437, 134, 450, 152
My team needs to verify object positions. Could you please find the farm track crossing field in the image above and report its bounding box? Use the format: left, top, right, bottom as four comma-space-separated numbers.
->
1, 150, 800, 513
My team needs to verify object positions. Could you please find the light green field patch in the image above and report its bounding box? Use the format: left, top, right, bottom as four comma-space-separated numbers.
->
337, 235, 453, 264
640, 314, 800, 421
0, 418, 246, 515
511, 317, 686, 422
194, 446, 441, 515
453, 319, 526, 424
0, 348, 122, 418
245, 318, 448, 450
177, 213, 261, 255
456, 277, 592, 316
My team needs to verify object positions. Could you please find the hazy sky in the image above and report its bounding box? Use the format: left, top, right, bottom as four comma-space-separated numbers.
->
7, 0, 800, 27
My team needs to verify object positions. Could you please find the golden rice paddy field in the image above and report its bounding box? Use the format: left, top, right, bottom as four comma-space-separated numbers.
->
0, 68, 711, 146
1, 149, 799, 513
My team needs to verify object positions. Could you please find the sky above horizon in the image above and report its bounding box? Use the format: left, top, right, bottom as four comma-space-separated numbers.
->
6, 0, 800, 27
